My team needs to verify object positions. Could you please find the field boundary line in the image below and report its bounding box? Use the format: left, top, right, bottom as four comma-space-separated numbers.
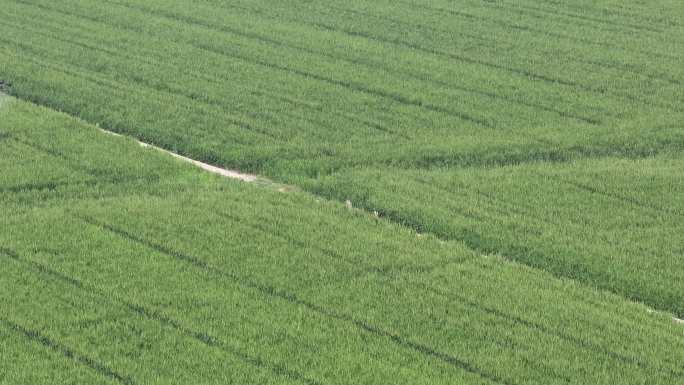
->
98, 125, 684, 326
7, 93, 683, 327
99, 128, 258, 182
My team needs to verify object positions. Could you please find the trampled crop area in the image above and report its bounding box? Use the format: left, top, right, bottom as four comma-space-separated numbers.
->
1, 0, 684, 383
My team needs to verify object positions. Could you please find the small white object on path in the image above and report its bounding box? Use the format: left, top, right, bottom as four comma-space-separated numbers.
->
100, 128, 258, 182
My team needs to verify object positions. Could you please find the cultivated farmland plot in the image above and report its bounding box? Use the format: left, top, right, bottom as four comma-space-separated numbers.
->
1, 0, 684, 383
306, 157, 684, 317
2, 96, 684, 385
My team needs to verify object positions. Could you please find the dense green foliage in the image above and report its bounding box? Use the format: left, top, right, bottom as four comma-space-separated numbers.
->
1, 0, 683, 317
1, 0, 683, 177
306, 157, 684, 316
2, 97, 684, 384
2, 0, 684, 382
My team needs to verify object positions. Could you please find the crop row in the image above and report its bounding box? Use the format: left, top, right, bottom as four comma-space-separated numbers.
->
1, 0, 682, 178
1, 97, 683, 384
306, 156, 684, 317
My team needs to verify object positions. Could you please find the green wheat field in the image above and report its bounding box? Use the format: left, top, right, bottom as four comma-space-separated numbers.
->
1, 1, 683, 384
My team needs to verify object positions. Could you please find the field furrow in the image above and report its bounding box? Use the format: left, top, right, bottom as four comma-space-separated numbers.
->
2, 1, 683, 383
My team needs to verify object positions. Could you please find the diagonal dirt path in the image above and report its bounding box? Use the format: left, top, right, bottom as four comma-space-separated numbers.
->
5, 91, 683, 328
96, 124, 684, 327
99, 128, 258, 182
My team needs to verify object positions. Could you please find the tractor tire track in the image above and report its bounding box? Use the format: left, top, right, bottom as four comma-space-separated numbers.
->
1, 248, 323, 385
0, 292, 135, 385
76, 215, 517, 385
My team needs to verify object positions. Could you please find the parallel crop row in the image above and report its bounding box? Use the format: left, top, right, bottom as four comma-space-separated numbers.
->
306, 157, 684, 317
1, 0, 682, 177
1, 97, 683, 385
